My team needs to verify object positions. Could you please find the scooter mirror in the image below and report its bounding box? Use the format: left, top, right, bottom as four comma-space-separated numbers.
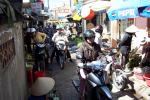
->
76, 54, 82, 59
112, 49, 117, 53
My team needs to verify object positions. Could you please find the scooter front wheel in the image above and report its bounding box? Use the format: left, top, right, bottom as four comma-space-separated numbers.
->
94, 87, 111, 100
59, 56, 64, 70
112, 69, 127, 90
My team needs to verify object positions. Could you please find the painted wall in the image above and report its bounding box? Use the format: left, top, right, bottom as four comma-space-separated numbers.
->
0, 23, 27, 100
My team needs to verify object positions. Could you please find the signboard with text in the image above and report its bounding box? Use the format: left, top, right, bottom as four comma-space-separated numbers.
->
108, 8, 139, 20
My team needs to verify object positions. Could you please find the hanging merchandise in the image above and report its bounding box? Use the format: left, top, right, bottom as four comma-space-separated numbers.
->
72, 11, 82, 21
81, 6, 95, 20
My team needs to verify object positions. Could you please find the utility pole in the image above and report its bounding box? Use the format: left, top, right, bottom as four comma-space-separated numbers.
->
69, 0, 72, 8
48, 0, 49, 9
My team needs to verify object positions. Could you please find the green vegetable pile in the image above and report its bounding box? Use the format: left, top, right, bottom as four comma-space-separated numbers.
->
128, 48, 141, 70
70, 35, 84, 48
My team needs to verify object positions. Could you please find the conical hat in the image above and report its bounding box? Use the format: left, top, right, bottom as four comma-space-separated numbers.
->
30, 77, 55, 96
125, 24, 138, 33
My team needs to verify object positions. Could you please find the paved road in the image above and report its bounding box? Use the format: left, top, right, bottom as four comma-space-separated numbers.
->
46, 53, 78, 100
46, 52, 141, 100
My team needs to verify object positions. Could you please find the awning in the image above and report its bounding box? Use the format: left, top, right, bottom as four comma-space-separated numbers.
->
107, 0, 150, 20
81, 1, 111, 20
82, 1, 111, 12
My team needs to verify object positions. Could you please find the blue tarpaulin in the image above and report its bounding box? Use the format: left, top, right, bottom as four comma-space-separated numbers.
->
107, 0, 150, 20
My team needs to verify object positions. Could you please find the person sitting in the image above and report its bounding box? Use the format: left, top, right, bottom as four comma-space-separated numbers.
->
28, 77, 55, 100
77, 29, 111, 100
50, 25, 72, 63
33, 31, 49, 71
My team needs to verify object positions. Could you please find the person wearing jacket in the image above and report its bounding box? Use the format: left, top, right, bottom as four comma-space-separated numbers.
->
77, 30, 111, 100
118, 25, 138, 69
78, 30, 102, 62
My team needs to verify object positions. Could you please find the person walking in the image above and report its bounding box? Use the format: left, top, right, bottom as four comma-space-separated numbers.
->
92, 25, 103, 48
118, 24, 138, 69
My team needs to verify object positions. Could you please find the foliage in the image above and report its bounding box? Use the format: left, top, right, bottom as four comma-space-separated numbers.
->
71, 35, 84, 48
128, 47, 141, 70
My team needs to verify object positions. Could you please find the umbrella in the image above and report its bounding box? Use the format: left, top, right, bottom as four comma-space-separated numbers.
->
140, 6, 150, 18
107, 0, 150, 20
82, 1, 111, 12
89, 1, 111, 12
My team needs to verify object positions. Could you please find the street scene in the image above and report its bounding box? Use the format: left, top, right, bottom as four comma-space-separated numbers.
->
0, 0, 150, 100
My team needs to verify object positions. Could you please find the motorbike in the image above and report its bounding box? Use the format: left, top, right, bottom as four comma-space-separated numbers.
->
34, 43, 47, 71
34, 35, 50, 71
103, 48, 127, 90
56, 40, 67, 69
72, 55, 112, 100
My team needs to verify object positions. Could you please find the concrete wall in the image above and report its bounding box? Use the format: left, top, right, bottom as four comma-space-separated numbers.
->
0, 23, 27, 100
110, 20, 119, 48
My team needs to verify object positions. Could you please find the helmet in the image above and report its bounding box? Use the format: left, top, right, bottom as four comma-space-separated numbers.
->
56, 25, 64, 30
83, 30, 95, 39
27, 28, 36, 33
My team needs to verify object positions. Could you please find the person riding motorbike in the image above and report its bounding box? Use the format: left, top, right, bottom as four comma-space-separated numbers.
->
33, 31, 50, 71
50, 25, 72, 64
77, 29, 111, 100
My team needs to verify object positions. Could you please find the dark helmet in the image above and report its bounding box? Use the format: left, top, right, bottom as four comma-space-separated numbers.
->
83, 30, 95, 39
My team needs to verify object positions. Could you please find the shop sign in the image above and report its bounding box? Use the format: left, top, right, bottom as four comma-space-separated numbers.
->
118, 8, 137, 18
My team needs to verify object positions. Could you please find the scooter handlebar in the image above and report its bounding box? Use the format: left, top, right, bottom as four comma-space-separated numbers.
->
77, 61, 105, 70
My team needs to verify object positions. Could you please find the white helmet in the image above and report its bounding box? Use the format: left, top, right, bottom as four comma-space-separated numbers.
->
27, 28, 36, 33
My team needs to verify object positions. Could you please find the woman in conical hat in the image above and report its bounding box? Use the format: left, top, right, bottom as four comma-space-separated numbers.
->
28, 77, 55, 100
118, 24, 138, 69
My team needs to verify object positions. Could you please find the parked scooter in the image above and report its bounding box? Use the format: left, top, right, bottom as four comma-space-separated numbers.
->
104, 48, 127, 90
56, 40, 67, 69
72, 55, 112, 100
